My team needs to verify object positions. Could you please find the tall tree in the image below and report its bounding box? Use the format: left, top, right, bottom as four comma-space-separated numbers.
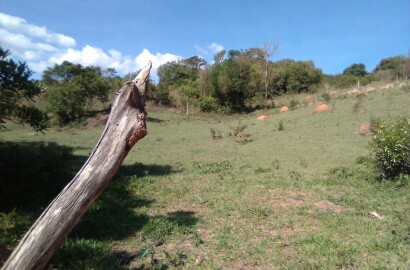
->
261, 43, 279, 107
43, 61, 111, 124
343, 63, 367, 77
374, 56, 407, 80
271, 59, 323, 94
0, 47, 49, 131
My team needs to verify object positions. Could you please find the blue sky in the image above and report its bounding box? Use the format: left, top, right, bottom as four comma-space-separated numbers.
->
1, 0, 409, 80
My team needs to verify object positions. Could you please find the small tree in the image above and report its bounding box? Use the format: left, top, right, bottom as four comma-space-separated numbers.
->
369, 117, 410, 179
262, 42, 279, 107
43, 61, 111, 120
0, 47, 49, 131
47, 84, 86, 125
343, 63, 368, 77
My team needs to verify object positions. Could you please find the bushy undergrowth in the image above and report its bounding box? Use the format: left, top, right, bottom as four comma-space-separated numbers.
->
0, 141, 77, 210
48, 239, 124, 270
369, 116, 410, 180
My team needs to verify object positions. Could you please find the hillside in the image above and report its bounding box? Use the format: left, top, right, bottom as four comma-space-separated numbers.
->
1, 81, 409, 269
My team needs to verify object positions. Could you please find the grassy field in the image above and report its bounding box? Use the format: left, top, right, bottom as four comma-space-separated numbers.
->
1, 82, 409, 269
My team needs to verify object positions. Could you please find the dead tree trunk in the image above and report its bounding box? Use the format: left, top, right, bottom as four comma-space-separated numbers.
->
2, 62, 152, 270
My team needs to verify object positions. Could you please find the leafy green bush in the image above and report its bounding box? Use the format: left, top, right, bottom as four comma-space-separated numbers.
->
198, 96, 218, 112
47, 84, 86, 125
277, 120, 285, 131
289, 99, 299, 110
0, 142, 76, 210
369, 117, 410, 179
49, 239, 123, 270
192, 160, 232, 174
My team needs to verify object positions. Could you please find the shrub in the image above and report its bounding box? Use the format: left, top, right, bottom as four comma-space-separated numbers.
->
198, 96, 218, 112
47, 84, 86, 125
320, 92, 331, 102
209, 128, 222, 139
369, 116, 410, 179
289, 99, 299, 110
229, 120, 247, 137
277, 120, 285, 131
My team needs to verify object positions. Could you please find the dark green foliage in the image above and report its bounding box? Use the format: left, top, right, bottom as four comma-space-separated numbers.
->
47, 83, 86, 125
277, 120, 285, 131
369, 117, 410, 179
151, 85, 173, 106
0, 142, 76, 211
192, 160, 232, 174
343, 63, 367, 77
0, 47, 49, 131
43, 61, 112, 124
374, 56, 408, 80
325, 74, 357, 89
289, 99, 299, 110
156, 56, 207, 109
320, 92, 331, 102
49, 239, 124, 270
198, 96, 218, 112
210, 56, 254, 112
271, 59, 323, 94
328, 166, 355, 180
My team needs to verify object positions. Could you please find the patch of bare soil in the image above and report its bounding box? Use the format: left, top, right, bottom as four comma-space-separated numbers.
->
314, 200, 346, 213
280, 106, 289, 113
281, 217, 318, 236
257, 115, 270, 121
358, 122, 371, 135
314, 103, 330, 112
267, 188, 348, 214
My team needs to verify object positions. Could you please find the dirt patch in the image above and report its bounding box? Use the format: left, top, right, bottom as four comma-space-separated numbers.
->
257, 115, 270, 121
280, 106, 289, 113
359, 122, 371, 135
273, 197, 305, 207
281, 217, 318, 236
314, 200, 346, 213
267, 188, 348, 213
314, 103, 330, 112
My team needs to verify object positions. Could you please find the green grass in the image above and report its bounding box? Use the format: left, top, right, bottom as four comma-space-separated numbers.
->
1, 83, 410, 269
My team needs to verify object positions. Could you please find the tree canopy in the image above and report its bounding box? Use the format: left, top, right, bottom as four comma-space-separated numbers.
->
343, 63, 367, 77
43, 61, 115, 124
0, 47, 49, 131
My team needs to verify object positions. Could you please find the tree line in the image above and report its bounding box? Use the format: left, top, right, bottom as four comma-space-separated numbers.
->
1, 45, 409, 130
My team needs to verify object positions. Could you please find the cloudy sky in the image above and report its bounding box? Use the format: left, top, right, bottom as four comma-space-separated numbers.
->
0, 0, 409, 80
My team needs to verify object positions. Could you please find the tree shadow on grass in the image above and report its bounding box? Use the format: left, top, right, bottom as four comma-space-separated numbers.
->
146, 116, 165, 123
70, 162, 181, 241
116, 162, 176, 178
0, 139, 189, 268
112, 210, 200, 268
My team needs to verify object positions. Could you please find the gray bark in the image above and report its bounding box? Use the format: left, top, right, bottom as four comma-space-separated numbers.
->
1, 62, 152, 270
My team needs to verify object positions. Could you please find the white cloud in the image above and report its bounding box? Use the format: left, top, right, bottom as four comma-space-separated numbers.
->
48, 46, 180, 78
0, 12, 180, 79
0, 28, 58, 53
194, 42, 224, 59
208, 42, 224, 53
0, 12, 75, 47
194, 45, 209, 55
136, 49, 181, 70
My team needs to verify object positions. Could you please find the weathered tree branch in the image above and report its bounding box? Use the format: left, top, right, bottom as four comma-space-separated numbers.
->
1, 62, 152, 270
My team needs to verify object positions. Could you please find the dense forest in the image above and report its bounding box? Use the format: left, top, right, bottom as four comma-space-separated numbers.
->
1, 45, 409, 128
